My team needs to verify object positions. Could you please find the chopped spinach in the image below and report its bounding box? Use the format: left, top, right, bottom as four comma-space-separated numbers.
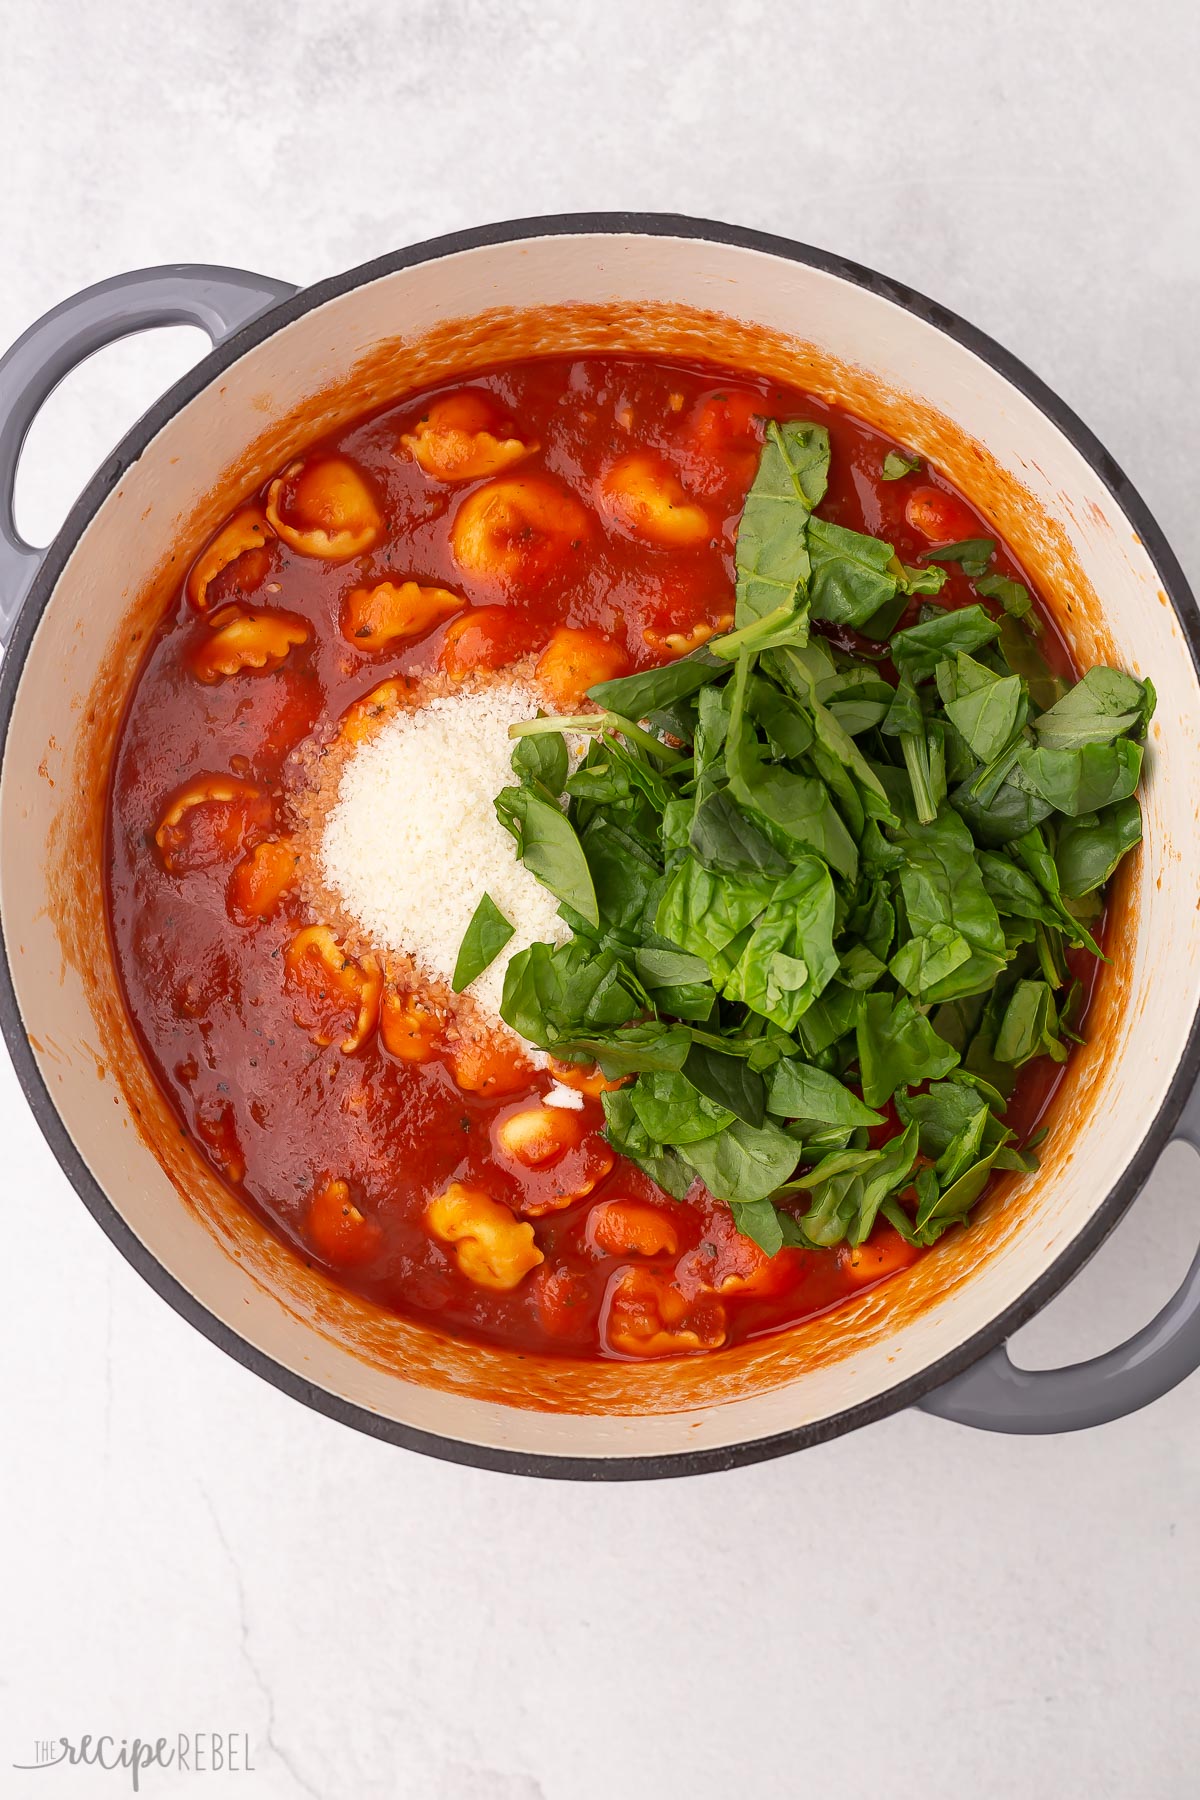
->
452, 893, 515, 992
881, 449, 921, 480
484, 416, 1151, 1256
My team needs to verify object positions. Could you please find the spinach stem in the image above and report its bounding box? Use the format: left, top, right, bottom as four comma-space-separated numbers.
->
707, 602, 795, 660
900, 732, 938, 824
508, 711, 685, 765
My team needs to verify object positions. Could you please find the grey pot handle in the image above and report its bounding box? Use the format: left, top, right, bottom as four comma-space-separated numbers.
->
0, 263, 297, 646
919, 1085, 1200, 1433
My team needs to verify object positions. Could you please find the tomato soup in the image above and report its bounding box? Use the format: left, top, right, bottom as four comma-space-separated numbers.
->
105, 354, 1095, 1360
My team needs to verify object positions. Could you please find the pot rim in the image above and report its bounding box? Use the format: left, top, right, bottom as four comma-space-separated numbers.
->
2, 210, 1198, 1480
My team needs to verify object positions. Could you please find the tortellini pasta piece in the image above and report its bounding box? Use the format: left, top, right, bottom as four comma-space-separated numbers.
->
337, 677, 412, 748
426, 1181, 543, 1291
674, 1203, 790, 1299
494, 1104, 583, 1168
283, 925, 382, 1053
379, 983, 446, 1064
689, 389, 763, 456
155, 775, 271, 874
186, 505, 275, 613
599, 453, 711, 547
534, 626, 629, 711
266, 455, 382, 559
904, 485, 978, 546
603, 1266, 726, 1357
447, 1030, 534, 1096
306, 1177, 381, 1267
641, 613, 733, 657
451, 476, 590, 585
439, 607, 536, 683
401, 392, 537, 482
341, 580, 462, 651
191, 605, 310, 682
229, 837, 300, 921
493, 1105, 614, 1216
587, 1199, 679, 1259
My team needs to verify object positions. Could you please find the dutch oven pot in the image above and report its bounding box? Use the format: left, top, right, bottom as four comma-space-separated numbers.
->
2, 216, 1199, 1480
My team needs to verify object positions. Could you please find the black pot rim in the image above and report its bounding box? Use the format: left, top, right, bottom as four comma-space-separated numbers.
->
2, 211, 1198, 1481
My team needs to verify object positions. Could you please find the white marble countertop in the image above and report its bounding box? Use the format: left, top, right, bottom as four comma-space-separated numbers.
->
2, 3, 1198, 1795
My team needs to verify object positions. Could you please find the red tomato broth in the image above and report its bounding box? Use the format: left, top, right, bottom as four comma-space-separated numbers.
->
104, 354, 1088, 1361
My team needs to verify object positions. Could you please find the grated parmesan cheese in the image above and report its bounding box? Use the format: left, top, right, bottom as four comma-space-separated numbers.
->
317, 679, 569, 1022
544, 1081, 586, 1110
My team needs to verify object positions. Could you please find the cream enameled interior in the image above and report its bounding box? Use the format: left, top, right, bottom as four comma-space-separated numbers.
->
3, 231, 1199, 1462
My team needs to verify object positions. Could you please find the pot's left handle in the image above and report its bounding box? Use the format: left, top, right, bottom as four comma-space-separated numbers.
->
0, 264, 298, 646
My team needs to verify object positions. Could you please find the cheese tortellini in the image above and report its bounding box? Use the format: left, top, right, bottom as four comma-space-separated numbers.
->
446, 1031, 534, 1096
191, 605, 310, 682
451, 476, 590, 585
603, 1266, 726, 1357
306, 1178, 381, 1267
492, 1105, 614, 1215
284, 925, 382, 1053
599, 452, 711, 547
266, 456, 382, 559
336, 677, 412, 748
379, 982, 445, 1064
494, 1104, 582, 1168
401, 392, 537, 482
341, 580, 462, 651
641, 613, 733, 657
186, 505, 274, 612
155, 775, 270, 874
229, 838, 299, 921
426, 1182, 543, 1290
534, 626, 629, 711
587, 1200, 679, 1259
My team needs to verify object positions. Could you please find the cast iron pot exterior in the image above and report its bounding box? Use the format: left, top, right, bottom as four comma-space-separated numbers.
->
2, 216, 1199, 1479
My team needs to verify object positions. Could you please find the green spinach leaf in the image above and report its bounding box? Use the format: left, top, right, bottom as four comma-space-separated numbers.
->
891, 604, 1001, 680
679, 1116, 801, 1206
882, 450, 920, 480
1055, 798, 1143, 897
807, 517, 899, 628
495, 785, 599, 926
923, 538, 995, 579
734, 420, 830, 627
451, 893, 515, 992
856, 990, 960, 1109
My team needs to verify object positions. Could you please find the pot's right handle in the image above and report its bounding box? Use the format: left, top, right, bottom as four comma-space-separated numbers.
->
0, 264, 297, 646
919, 1087, 1200, 1432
